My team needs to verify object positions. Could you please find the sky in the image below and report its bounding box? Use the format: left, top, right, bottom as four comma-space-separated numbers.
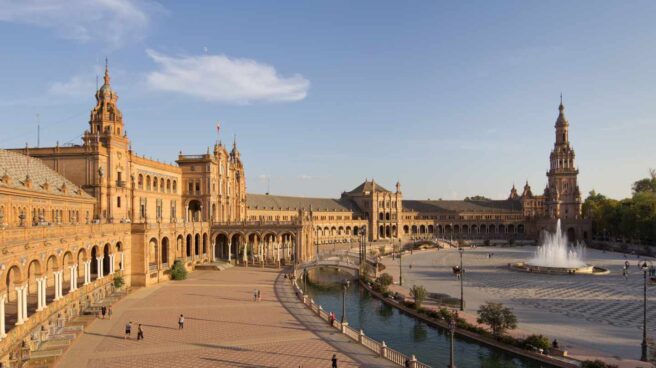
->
0, 1, 655, 200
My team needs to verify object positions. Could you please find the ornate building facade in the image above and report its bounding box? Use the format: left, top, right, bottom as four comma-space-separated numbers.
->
0, 64, 590, 361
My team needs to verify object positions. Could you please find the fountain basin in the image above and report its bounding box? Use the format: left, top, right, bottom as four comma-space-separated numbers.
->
510, 262, 609, 275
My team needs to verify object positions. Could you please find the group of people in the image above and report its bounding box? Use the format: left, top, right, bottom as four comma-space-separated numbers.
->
123, 321, 144, 340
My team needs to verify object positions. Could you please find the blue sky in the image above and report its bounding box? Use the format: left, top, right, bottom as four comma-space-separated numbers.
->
1, 1, 655, 200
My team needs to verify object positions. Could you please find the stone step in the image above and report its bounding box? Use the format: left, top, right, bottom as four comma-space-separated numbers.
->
29, 349, 64, 359
62, 325, 84, 333
40, 339, 71, 350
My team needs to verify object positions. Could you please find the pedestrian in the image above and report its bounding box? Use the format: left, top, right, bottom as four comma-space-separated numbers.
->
254, 289, 258, 302
257, 289, 261, 302
332, 354, 338, 368
108, 307, 112, 320
178, 314, 184, 330
622, 268, 627, 280
329, 312, 335, 327
137, 324, 144, 341
124, 321, 132, 339
405, 358, 410, 367
101, 306, 106, 319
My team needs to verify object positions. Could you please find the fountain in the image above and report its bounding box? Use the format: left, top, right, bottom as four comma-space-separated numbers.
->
511, 219, 608, 275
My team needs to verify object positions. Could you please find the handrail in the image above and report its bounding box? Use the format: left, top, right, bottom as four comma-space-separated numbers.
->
289, 277, 429, 367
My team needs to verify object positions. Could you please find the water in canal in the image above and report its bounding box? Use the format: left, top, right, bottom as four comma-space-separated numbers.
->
303, 268, 550, 368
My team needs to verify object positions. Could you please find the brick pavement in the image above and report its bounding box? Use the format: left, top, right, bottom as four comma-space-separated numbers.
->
58, 268, 394, 368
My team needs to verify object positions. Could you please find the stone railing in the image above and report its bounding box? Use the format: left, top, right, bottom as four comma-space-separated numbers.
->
290, 278, 430, 368
1, 223, 131, 246
0, 274, 117, 359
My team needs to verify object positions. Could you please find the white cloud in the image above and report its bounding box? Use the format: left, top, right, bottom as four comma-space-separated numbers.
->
0, 0, 163, 47
145, 49, 310, 104
48, 74, 96, 97
297, 174, 312, 181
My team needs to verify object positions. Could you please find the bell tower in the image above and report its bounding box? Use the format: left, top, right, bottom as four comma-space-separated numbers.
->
545, 97, 582, 219
84, 59, 126, 146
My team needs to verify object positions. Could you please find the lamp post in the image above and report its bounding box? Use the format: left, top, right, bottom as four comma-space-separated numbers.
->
459, 247, 464, 311
448, 318, 457, 368
399, 246, 403, 286
341, 279, 350, 324
641, 261, 649, 362
303, 268, 308, 294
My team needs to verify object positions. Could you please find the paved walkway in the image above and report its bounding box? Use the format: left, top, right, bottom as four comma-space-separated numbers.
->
381, 246, 655, 366
59, 267, 394, 368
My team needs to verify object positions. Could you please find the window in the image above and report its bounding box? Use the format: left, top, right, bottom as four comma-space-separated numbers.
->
138, 174, 143, 189
117, 171, 122, 182
117, 196, 121, 208
195, 182, 200, 193
188, 182, 193, 194
171, 200, 177, 221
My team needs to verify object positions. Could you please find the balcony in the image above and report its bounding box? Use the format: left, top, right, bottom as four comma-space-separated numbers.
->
116, 180, 127, 188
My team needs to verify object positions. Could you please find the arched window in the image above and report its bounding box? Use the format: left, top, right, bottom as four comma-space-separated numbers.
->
146, 175, 151, 190
172, 180, 177, 193
138, 174, 143, 189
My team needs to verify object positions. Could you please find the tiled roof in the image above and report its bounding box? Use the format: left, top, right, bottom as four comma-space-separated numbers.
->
0, 149, 92, 199
247, 193, 357, 212
402, 199, 522, 213
347, 180, 390, 194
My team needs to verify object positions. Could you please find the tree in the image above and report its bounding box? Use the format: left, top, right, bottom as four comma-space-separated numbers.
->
523, 334, 550, 350
632, 168, 656, 194
373, 273, 393, 293
465, 195, 491, 201
170, 260, 188, 280
476, 302, 517, 338
410, 285, 427, 308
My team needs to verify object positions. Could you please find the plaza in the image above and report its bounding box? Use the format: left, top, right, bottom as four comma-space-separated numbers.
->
58, 267, 394, 368
381, 246, 655, 361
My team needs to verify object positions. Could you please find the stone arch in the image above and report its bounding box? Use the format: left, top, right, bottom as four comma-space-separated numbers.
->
462, 224, 469, 234
518, 224, 524, 234
215, 233, 229, 259
419, 225, 426, 234
161, 237, 170, 266
508, 224, 515, 234
231, 233, 244, 259
567, 227, 576, 243
428, 225, 434, 234
102, 243, 111, 276
338, 226, 344, 236
411, 225, 417, 234
346, 226, 352, 235
6, 265, 22, 303
149, 238, 158, 269
186, 234, 192, 258
202, 233, 208, 256
353, 226, 360, 236
488, 224, 495, 234
379, 225, 384, 238
176, 235, 184, 259
480, 224, 487, 234
195, 233, 201, 256
403, 225, 409, 235
316, 226, 323, 237
188, 200, 202, 222
378, 212, 384, 221
498, 224, 505, 234
454, 225, 460, 233
90, 246, 100, 279
385, 225, 391, 238
471, 224, 478, 234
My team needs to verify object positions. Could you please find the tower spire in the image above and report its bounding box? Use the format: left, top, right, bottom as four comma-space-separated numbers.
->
103, 57, 110, 85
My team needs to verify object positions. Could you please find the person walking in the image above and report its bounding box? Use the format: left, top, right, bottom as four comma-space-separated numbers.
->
331, 354, 338, 368
137, 324, 144, 341
253, 289, 258, 302
101, 306, 107, 319
178, 314, 185, 330
108, 307, 112, 320
124, 321, 132, 339
257, 289, 261, 302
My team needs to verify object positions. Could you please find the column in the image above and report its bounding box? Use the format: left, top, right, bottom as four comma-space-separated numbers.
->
0, 293, 6, 339
69, 265, 77, 291
227, 241, 232, 262
97, 257, 104, 279
84, 261, 91, 285
36, 277, 45, 311
22, 285, 28, 322
120, 252, 124, 271
54, 271, 63, 301
211, 241, 215, 262
109, 254, 115, 274
15, 286, 23, 326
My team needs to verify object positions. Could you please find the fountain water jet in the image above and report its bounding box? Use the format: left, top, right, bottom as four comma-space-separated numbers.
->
511, 219, 608, 275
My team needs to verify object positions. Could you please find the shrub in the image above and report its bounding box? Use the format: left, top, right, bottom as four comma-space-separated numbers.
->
476, 302, 518, 338
113, 274, 125, 289
523, 334, 550, 350
170, 260, 188, 280
410, 285, 427, 308
581, 360, 618, 368
373, 273, 393, 293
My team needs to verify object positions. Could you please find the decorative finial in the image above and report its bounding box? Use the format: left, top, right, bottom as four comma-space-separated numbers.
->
104, 57, 110, 85
559, 93, 564, 112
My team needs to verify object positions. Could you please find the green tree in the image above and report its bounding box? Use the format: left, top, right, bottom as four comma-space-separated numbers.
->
373, 273, 393, 293
410, 285, 427, 308
632, 168, 656, 194
523, 334, 550, 349
170, 260, 188, 280
476, 302, 517, 338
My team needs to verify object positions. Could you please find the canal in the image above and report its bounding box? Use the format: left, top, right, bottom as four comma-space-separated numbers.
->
303, 268, 551, 368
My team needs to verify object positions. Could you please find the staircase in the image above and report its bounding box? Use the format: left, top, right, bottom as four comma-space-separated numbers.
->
22, 288, 130, 368
194, 261, 234, 271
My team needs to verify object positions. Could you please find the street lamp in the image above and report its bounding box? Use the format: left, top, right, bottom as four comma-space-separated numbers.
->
448, 318, 457, 368
641, 261, 649, 362
459, 247, 464, 311
399, 246, 403, 286
341, 279, 350, 324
